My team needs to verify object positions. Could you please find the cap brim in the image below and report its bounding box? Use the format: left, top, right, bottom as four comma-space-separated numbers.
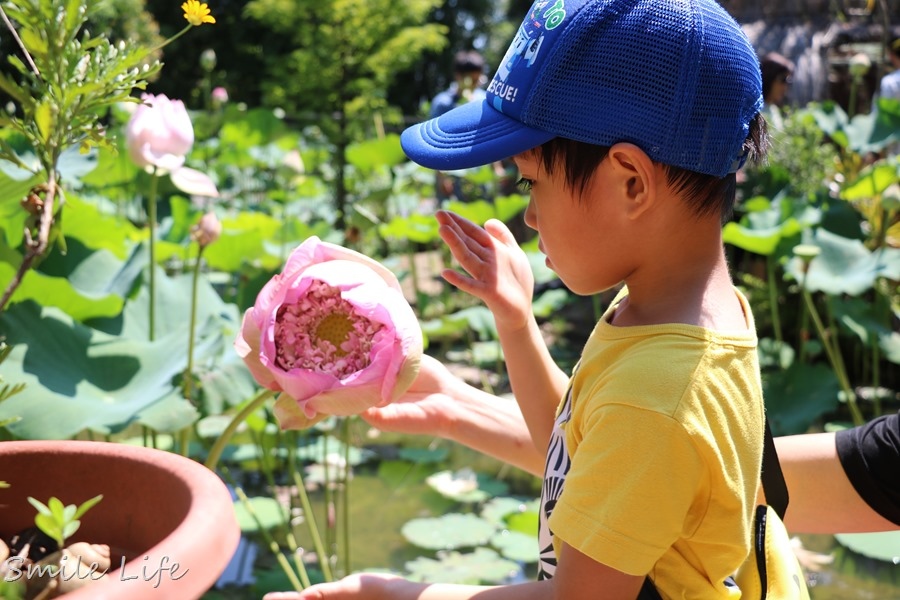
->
401, 100, 555, 170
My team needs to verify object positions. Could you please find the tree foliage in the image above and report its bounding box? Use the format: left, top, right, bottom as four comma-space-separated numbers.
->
245, 0, 447, 137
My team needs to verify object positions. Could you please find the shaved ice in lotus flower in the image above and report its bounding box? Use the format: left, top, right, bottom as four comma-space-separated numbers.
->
235, 237, 423, 429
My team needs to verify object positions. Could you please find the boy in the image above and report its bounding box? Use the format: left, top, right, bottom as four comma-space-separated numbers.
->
266, 0, 768, 598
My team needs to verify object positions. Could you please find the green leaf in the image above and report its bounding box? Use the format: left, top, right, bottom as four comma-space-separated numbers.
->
33, 513, 62, 545
490, 530, 539, 563
34, 101, 53, 143
203, 212, 283, 271
233, 496, 285, 532
762, 362, 841, 435
401, 513, 497, 550
880, 332, 900, 365
841, 163, 900, 201
397, 446, 450, 464
834, 531, 900, 563
61, 520, 81, 541
405, 548, 520, 584
346, 135, 406, 172
379, 214, 440, 244
0, 302, 195, 439
480, 496, 537, 528
19, 28, 48, 56
425, 469, 508, 503
73, 494, 103, 520
293, 435, 374, 466
783, 229, 900, 295
27, 497, 52, 516
0, 261, 124, 321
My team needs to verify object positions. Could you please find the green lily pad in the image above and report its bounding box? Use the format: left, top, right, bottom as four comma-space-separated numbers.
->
834, 531, 900, 563
426, 468, 509, 503
784, 229, 900, 296
762, 362, 840, 436
398, 446, 450, 464
405, 548, 519, 584
490, 530, 539, 563
234, 496, 286, 532
401, 513, 497, 550
294, 435, 375, 466
0, 302, 197, 439
481, 497, 534, 527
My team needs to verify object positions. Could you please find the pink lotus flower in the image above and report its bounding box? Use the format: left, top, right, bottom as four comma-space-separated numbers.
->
235, 237, 423, 429
126, 93, 194, 172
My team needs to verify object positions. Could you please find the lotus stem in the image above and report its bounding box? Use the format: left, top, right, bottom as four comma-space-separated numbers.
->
204, 388, 276, 471
232, 483, 306, 591
801, 289, 863, 425
767, 255, 783, 343
183, 244, 205, 401
322, 433, 335, 571
341, 417, 351, 577
292, 469, 334, 582
147, 170, 159, 342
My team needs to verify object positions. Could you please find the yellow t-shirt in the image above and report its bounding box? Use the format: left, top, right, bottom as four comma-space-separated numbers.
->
537, 289, 764, 599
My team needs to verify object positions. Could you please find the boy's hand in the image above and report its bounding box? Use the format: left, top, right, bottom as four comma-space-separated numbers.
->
436, 210, 534, 332
263, 573, 410, 600
361, 354, 460, 439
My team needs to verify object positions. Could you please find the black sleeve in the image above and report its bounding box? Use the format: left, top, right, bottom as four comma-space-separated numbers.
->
835, 411, 900, 526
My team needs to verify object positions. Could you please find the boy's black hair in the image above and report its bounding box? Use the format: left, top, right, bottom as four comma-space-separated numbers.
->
535, 113, 769, 223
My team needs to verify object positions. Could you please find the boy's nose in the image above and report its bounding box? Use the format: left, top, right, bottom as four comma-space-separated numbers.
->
523, 199, 538, 231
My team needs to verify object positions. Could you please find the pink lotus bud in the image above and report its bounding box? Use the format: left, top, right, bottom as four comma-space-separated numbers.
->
235, 237, 423, 429
191, 212, 222, 247
125, 93, 194, 172
211, 87, 229, 106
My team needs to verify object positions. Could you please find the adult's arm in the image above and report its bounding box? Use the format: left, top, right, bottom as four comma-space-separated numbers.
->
774, 414, 900, 533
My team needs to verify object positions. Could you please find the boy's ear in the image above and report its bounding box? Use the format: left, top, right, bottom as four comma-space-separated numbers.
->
607, 143, 657, 219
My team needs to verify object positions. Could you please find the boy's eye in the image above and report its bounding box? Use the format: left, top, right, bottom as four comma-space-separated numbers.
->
516, 177, 533, 192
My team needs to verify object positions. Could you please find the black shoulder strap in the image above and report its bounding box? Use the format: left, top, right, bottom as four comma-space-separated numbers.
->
761, 417, 789, 519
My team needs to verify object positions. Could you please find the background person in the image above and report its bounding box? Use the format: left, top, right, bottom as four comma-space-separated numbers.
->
760, 51, 794, 130
877, 36, 900, 101
773, 411, 900, 534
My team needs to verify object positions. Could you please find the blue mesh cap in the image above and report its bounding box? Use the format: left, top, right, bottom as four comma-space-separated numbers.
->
401, 0, 763, 177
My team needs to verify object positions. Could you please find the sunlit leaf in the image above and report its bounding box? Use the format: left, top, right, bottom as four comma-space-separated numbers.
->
784, 229, 900, 295
834, 531, 900, 563
841, 163, 900, 201
762, 362, 840, 435
405, 548, 519, 584
401, 513, 497, 550
490, 530, 538, 563
233, 496, 285, 532
347, 135, 405, 172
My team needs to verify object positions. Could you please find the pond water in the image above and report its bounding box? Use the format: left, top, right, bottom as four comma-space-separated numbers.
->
213, 435, 899, 599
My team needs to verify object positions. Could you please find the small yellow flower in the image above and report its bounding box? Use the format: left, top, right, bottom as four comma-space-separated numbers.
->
182, 0, 216, 26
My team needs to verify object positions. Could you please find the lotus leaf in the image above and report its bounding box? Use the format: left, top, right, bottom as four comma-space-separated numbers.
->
426, 468, 509, 503
784, 229, 900, 295
834, 531, 900, 563
405, 548, 519, 584
490, 530, 539, 563
234, 496, 285, 532
401, 513, 496, 550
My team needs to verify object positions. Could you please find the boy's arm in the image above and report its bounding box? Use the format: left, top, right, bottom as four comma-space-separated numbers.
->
773, 432, 898, 533
362, 356, 545, 475
264, 542, 645, 600
436, 210, 570, 452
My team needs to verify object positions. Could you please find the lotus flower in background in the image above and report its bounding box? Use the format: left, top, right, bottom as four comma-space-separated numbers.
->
235, 237, 423, 429
126, 93, 194, 172
125, 93, 218, 197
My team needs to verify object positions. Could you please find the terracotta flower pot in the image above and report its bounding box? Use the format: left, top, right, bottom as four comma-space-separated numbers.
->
0, 440, 240, 599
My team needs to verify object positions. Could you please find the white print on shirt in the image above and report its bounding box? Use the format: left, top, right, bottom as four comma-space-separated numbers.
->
537, 387, 573, 580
